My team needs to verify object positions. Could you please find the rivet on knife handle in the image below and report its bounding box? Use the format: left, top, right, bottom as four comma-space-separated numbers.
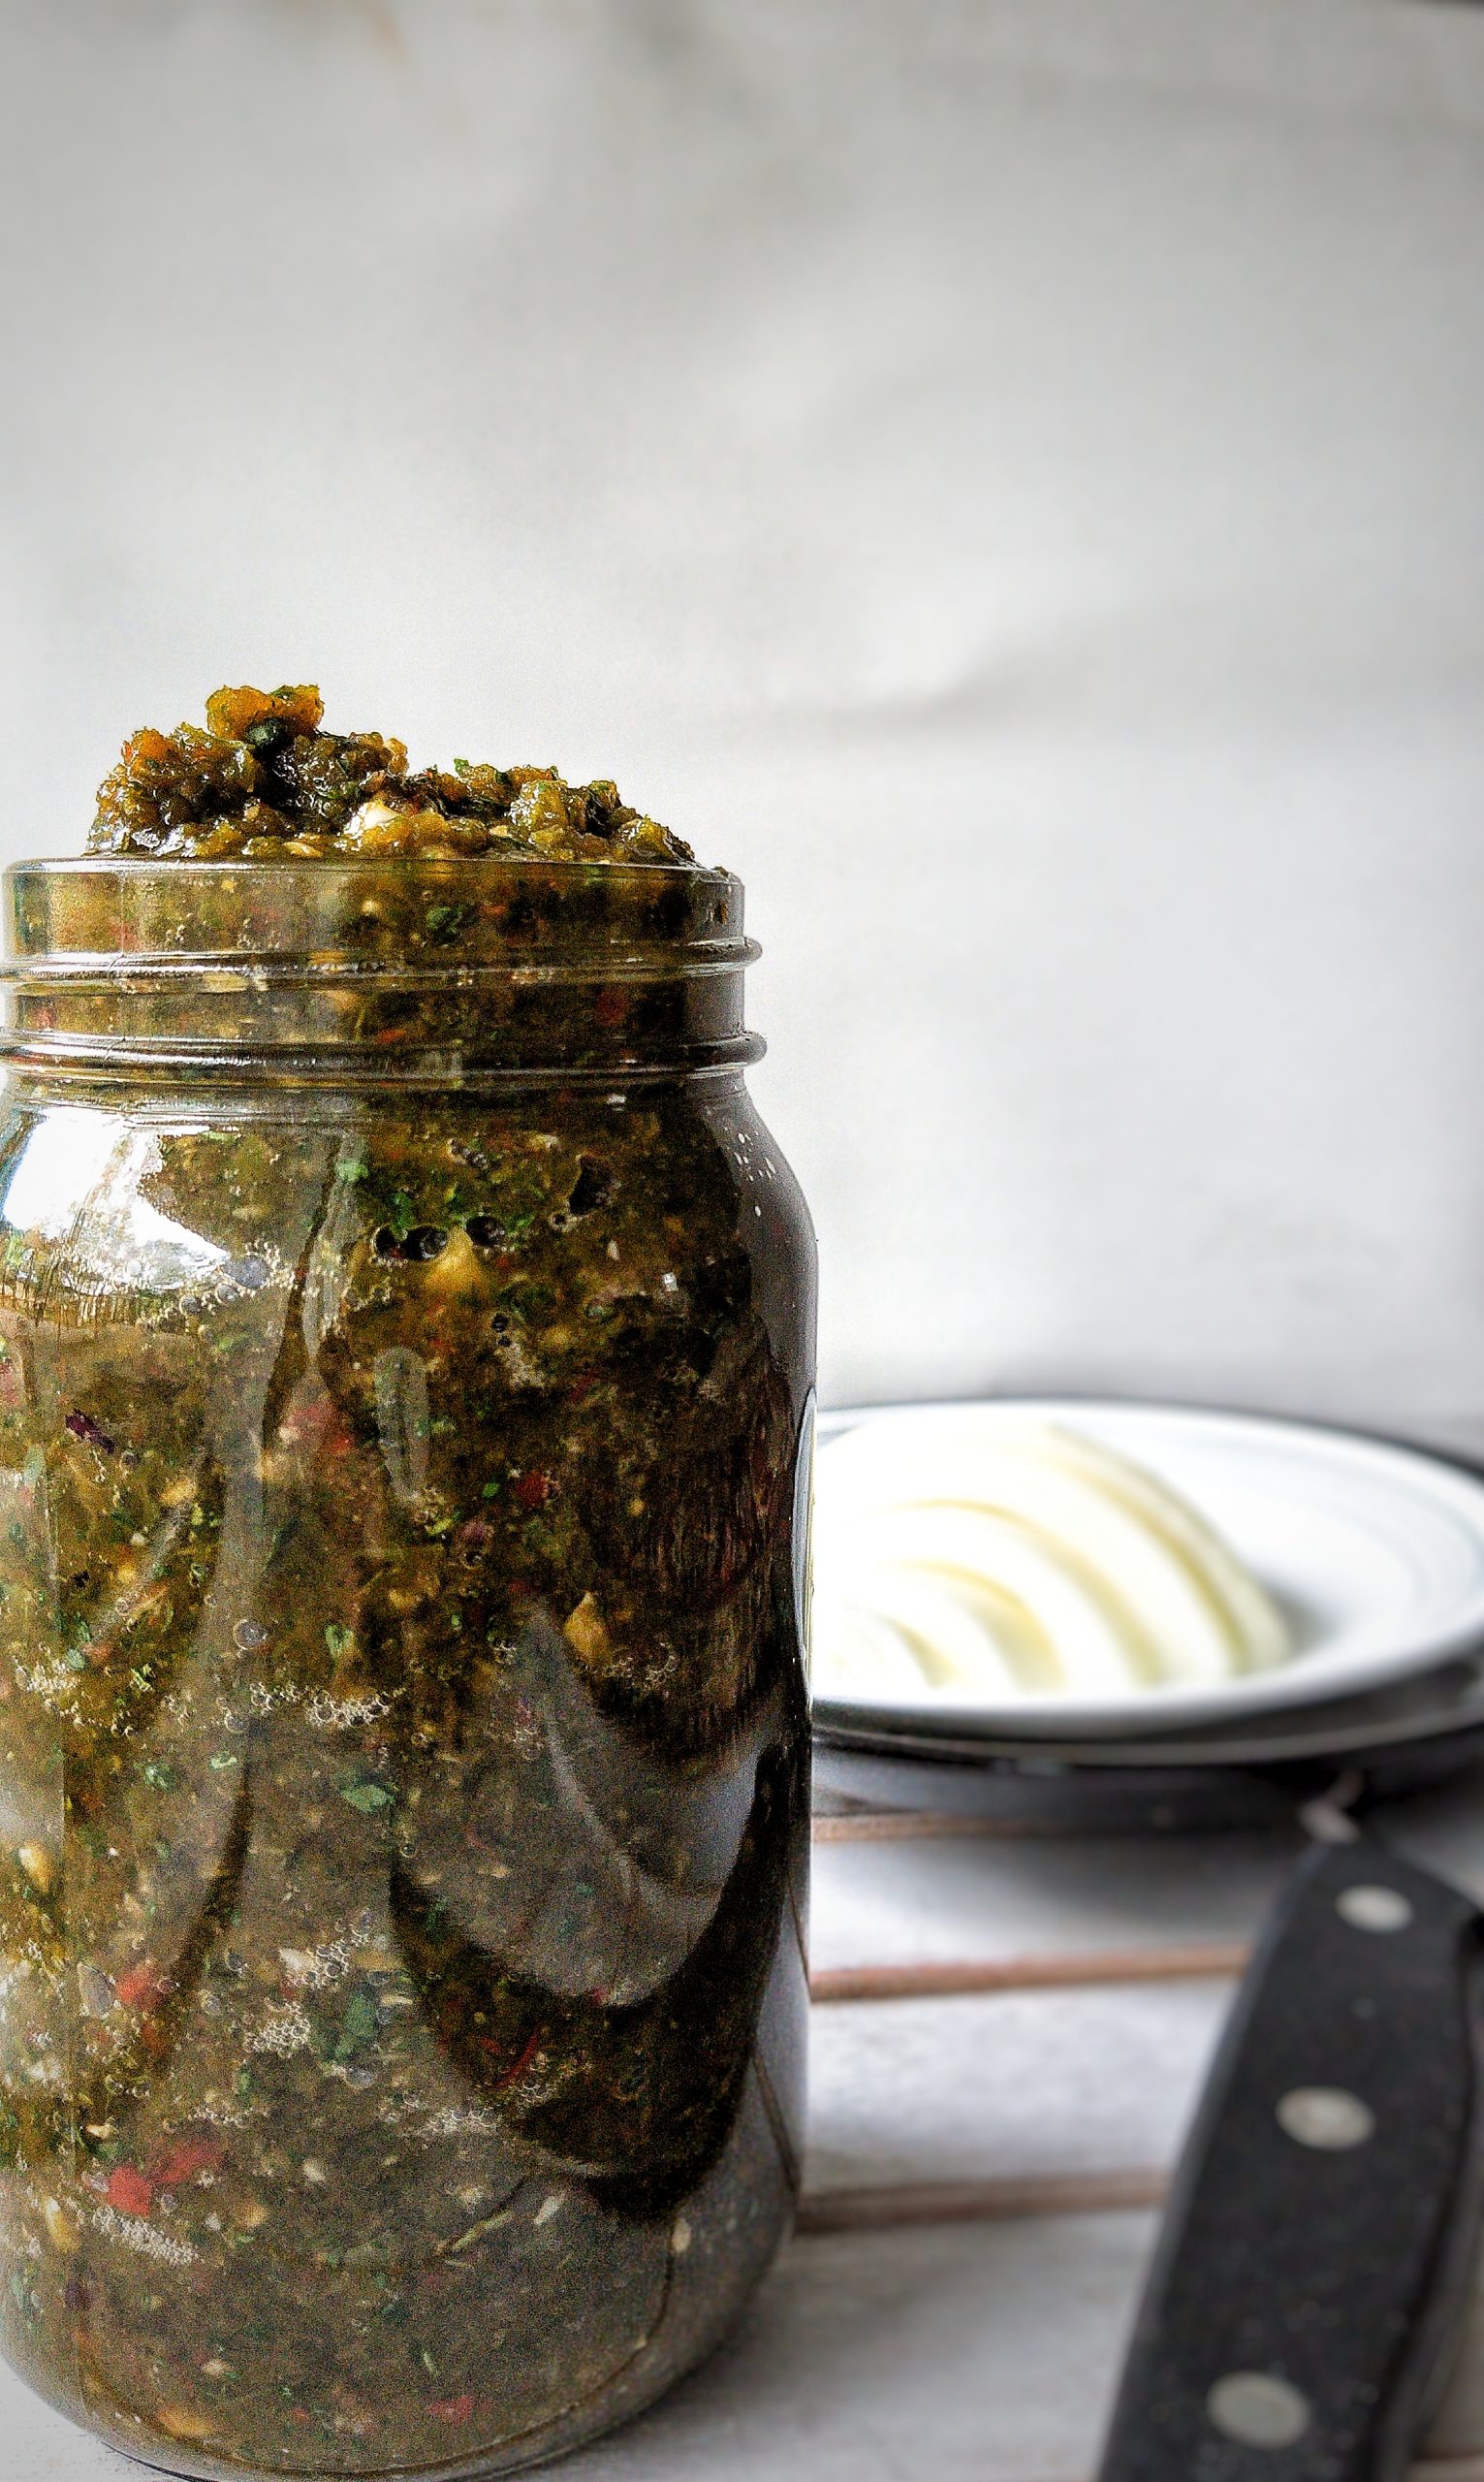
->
1096, 1837, 1483, 2480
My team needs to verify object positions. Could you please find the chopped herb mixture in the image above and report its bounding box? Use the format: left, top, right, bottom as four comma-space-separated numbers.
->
89, 685, 694, 865
0, 702, 812, 2478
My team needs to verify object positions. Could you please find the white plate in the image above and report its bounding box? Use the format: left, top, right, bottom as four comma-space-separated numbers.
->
810, 1400, 1484, 1737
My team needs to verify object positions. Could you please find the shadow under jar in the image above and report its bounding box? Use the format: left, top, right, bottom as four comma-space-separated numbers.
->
0, 856, 815, 2479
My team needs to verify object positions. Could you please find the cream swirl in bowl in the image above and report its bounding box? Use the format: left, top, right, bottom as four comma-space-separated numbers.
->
811, 1406, 1291, 1705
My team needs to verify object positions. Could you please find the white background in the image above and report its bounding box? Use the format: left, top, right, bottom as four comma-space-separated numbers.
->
4, 0, 1484, 1439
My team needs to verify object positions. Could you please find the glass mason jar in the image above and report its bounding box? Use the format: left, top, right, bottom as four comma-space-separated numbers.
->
0, 856, 814, 2478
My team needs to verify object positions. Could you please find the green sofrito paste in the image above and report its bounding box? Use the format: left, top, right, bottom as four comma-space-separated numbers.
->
89, 684, 696, 865
0, 691, 814, 2478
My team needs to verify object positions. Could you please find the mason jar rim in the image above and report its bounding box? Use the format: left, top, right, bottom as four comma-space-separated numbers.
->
2, 851, 744, 942
0, 853, 762, 1085
4, 850, 717, 879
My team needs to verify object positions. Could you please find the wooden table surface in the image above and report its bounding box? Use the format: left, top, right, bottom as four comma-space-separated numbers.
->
11, 1765, 1484, 2481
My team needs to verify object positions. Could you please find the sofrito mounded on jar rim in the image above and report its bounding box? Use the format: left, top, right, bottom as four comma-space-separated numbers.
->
90, 684, 697, 866
0, 693, 814, 2480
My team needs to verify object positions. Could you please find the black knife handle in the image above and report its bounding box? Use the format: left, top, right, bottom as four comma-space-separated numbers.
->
1097, 1837, 1482, 2481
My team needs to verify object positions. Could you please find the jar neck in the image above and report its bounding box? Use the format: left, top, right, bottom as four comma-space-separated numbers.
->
0, 857, 762, 1088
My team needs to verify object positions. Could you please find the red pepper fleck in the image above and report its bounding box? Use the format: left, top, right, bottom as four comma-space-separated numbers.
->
105, 2166, 154, 2218
152, 2136, 224, 2189
514, 1470, 553, 1511
65, 1410, 115, 1453
492, 2027, 542, 2093
429, 2396, 475, 2426
116, 1961, 171, 2012
566, 1370, 599, 1405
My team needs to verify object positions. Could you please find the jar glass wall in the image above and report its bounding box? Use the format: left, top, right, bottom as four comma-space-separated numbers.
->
0, 859, 814, 2477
